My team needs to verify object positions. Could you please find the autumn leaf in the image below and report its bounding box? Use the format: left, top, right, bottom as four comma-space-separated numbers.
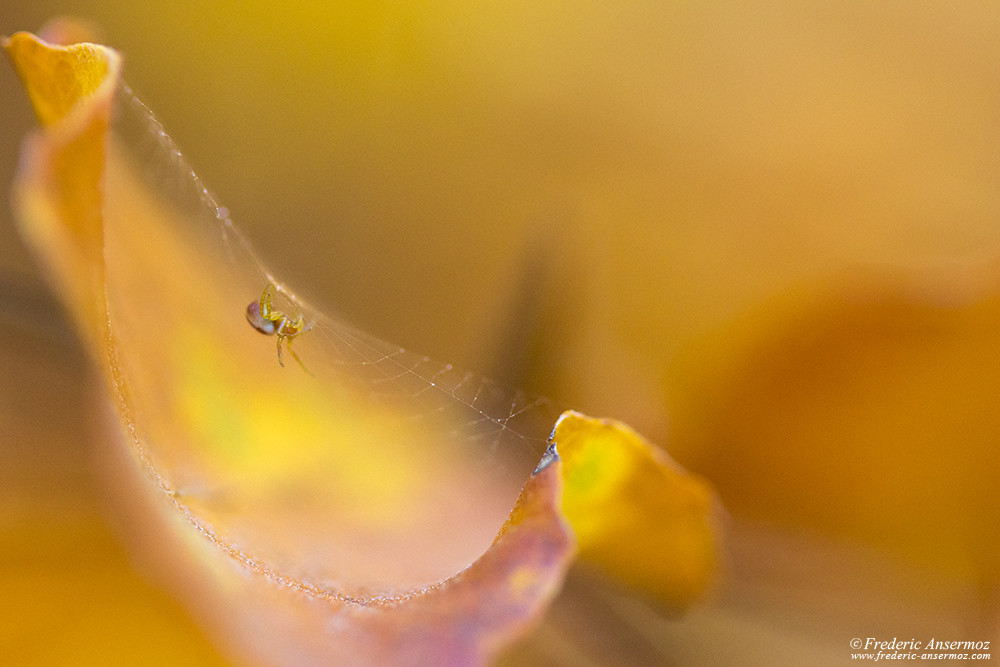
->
5, 24, 721, 665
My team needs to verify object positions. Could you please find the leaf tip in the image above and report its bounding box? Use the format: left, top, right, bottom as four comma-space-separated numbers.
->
4, 28, 117, 127
551, 410, 724, 609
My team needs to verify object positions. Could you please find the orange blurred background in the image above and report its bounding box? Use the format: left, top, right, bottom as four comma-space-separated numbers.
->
3, 2, 999, 663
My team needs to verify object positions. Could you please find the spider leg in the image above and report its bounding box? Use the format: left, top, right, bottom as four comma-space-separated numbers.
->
259, 291, 312, 373
260, 283, 277, 320
287, 337, 313, 375
275, 334, 286, 367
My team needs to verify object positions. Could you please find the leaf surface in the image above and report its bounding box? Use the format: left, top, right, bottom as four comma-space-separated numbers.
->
5, 25, 721, 664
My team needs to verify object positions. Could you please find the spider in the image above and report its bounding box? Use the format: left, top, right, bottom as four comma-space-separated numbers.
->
245, 283, 311, 371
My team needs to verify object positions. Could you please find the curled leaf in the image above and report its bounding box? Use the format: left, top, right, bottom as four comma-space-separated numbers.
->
552, 411, 720, 607
6, 25, 722, 664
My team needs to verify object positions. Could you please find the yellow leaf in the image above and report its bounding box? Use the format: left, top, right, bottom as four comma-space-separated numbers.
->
4, 30, 118, 344
6, 23, 722, 664
4, 31, 110, 127
552, 411, 720, 607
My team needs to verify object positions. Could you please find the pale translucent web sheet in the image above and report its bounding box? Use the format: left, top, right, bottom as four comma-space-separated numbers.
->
114, 83, 560, 464
105, 82, 563, 594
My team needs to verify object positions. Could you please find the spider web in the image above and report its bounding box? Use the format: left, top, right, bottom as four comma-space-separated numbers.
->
112, 81, 562, 472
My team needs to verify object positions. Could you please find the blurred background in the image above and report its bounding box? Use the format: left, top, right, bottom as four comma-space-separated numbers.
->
2, 2, 999, 664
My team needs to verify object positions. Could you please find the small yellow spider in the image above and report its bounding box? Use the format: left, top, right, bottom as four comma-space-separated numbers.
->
245, 283, 310, 371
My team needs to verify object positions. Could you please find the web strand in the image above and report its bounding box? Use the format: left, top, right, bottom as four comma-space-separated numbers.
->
112, 81, 560, 465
